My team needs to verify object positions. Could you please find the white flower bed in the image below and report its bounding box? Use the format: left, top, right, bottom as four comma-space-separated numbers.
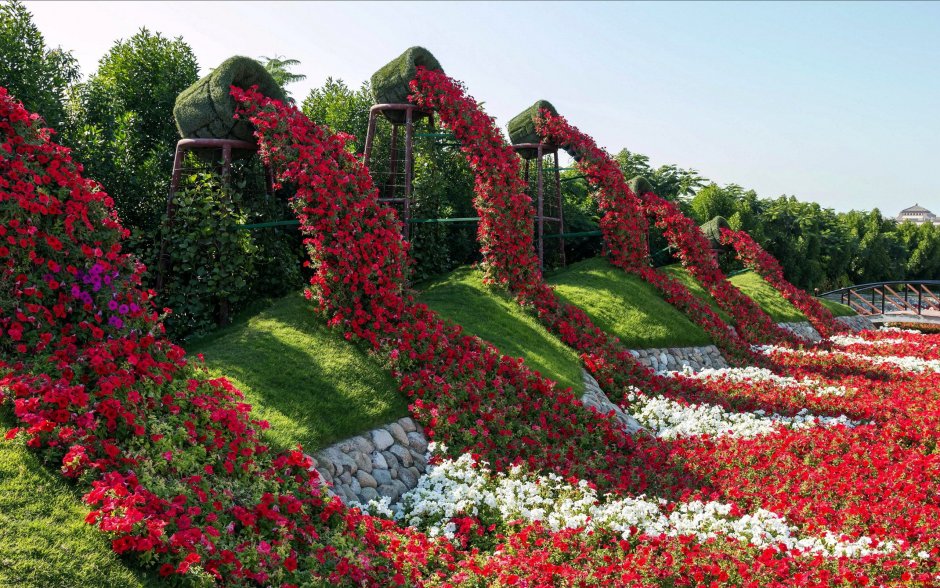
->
670, 365, 850, 397
757, 345, 940, 374
829, 334, 908, 347
624, 389, 860, 440
359, 450, 893, 558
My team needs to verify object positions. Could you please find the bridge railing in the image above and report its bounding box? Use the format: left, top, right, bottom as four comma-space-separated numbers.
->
817, 280, 940, 317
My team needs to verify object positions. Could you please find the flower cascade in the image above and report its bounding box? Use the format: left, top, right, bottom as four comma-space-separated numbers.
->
533, 110, 764, 360
720, 227, 848, 338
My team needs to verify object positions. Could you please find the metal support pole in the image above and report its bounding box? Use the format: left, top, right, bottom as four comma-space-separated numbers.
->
553, 149, 566, 267
536, 144, 545, 271
387, 124, 400, 200
404, 107, 414, 240
363, 110, 378, 166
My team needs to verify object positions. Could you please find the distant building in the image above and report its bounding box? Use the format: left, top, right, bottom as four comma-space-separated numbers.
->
897, 204, 940, 226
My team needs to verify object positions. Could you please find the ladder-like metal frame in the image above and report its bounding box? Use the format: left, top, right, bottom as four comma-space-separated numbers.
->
362, 103, 433, 241
513, 143, 566, 270
155, 138, 271, 324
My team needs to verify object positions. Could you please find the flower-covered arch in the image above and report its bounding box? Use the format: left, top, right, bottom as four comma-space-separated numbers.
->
533, 109, 799, 348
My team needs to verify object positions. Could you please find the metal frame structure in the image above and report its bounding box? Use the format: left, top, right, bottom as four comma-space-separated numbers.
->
362, 103, 434, 240
155, 138, 270, 323
513, 143, 566, 270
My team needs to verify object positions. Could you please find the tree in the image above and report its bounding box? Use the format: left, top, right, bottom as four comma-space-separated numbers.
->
301, 78, 372, 153
689, 183, 742, 223
260, 55, 306, 100
67, 28, 198, 242
0, 0, 79, 130
614, 148, 706, 202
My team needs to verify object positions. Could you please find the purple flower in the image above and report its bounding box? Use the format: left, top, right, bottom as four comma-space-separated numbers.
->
107, 300, 119, 311
108, 316, 123, 329
119, 304, 129, 315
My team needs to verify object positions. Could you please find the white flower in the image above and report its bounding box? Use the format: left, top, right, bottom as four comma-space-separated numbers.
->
372, 453, 894, 558
624, 387, 859, 440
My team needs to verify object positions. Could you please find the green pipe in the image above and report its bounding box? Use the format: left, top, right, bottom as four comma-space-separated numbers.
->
409, 217, 480, 224
236, 219, 300, 230
544, 230, 602, 239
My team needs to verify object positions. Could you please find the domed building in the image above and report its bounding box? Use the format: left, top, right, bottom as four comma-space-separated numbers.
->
897, 204, 940, 226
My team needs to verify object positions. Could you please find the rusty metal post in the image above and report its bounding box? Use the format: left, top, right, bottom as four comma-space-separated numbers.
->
363, 109, 379, 165
156, 144, 187, 290
553, 149, 566, 267
361, 103, 430, 238
536, 144, 545, 271
404, 106, 415, 241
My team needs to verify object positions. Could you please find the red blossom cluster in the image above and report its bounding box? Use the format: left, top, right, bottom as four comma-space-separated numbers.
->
720, 228, 848, 338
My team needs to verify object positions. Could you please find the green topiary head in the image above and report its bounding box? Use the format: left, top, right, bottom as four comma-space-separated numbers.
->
371, 46, 442, 123
627, 176, 655, 199
700, 215, 732, 250
174, 56, 287, 142
508, 100, 559, 160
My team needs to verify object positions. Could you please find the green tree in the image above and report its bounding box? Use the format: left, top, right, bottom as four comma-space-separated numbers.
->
842, 209, 905, 284
689, 183, 743, 223
898, 221, 940, 279
614, 148, 706, 202
301, 77, 373, 153
260, 55, 306, 100
67, 28, 198, 245
0, 0, 79, 130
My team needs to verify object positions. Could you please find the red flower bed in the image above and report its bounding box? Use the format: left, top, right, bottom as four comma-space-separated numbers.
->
720, 228, 848, 338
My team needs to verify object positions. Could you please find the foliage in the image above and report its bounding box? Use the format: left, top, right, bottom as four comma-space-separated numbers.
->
548, 258, 712, 348
614, 147, 707, 202
0, 0, 79, 131
301, 77, 372, 153
258, 54, 306, 100
156, 159, 301, 340
190, 292, 408, 452
66, 28, 198, 241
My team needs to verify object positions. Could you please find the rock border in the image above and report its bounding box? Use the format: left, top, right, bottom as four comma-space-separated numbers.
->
626, 344, 728, 373
310, 417, 429, 506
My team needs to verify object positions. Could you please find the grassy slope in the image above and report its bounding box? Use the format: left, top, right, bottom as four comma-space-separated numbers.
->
189, 292, 409, 452
547, 258, 712, 349
418, 267, 585, 395
0, 439, 159, 588
660, 265, 855, 322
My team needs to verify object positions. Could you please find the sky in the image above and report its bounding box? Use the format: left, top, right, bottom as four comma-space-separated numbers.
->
25, 1, 940, 215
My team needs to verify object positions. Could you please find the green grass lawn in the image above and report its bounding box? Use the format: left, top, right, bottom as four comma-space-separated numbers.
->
659, 265, 855, 322
189, 292, 409, 452
547, 258, 712, 349
417, 267, 585, 395
0, 438, 159, 588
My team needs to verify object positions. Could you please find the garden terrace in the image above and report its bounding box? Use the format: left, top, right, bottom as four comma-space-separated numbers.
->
660, 264, 856, 323
189, 292, 409, 452
547, 257, 713, 349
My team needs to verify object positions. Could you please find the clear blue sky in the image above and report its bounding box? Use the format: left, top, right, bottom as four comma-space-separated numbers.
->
26, 1, 940, 214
